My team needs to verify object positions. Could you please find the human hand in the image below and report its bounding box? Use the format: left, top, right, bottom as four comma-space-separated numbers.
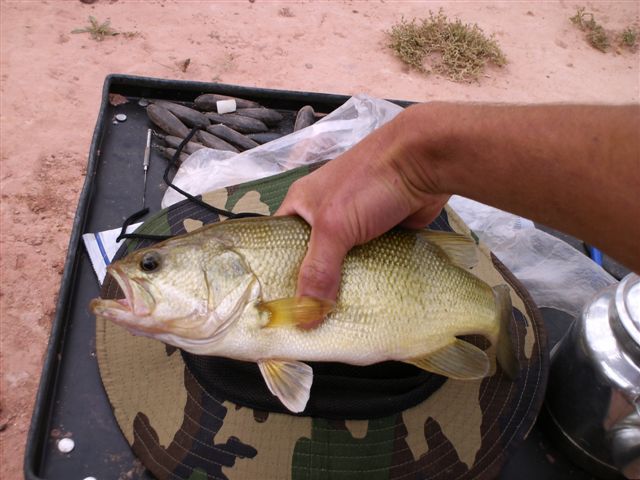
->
281, 101, 640, 299
276, 106, 449, 303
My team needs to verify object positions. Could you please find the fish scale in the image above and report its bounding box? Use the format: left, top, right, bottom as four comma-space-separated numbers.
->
231, 220, 485, 353
198, 218, 497, 363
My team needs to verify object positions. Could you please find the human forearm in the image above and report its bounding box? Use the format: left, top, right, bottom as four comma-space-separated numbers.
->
278, 102, 639, 303
402, 103, 640, 271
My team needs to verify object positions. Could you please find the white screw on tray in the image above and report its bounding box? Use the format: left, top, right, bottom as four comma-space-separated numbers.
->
57, 437, 75, 453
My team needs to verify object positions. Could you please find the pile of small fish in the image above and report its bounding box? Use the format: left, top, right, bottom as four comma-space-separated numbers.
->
146, 94, 319, 163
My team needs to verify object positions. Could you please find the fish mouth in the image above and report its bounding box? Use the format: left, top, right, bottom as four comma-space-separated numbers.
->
90, 297, 136, 324
90, 265, 156, 331
90, 265, 209, 338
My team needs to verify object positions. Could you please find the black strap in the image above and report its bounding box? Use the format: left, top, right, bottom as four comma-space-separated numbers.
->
116, 208, 171, 242
118, 126, 266, 243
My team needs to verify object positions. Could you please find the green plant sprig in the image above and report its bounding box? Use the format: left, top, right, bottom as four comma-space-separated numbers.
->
72, 16, 119, 41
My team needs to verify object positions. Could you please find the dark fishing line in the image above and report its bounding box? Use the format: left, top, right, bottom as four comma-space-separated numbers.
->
117, 125, 266, 243
161, 127, 266, 220
116, 208, 172, 242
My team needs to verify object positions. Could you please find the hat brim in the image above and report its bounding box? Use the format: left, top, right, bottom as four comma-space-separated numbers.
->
96, 164, 548, 480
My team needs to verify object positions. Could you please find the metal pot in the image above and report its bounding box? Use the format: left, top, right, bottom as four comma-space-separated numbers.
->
544, 273, 640, 479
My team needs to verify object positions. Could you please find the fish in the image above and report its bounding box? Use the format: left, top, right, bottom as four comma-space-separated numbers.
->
152, 100, 210, 129
90, 216, 519, 413
294, 105, 316, 131
154, 146, 189, 164
246, 132, 284, 144
236, 107, 284, 126
205, 112, 269, 134
146, 104, 190, 138
206, 124, 260, 151
157, 134, 207, 154
196, 130, 239, 153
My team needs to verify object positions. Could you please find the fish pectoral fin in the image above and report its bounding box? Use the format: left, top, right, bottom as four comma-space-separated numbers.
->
407, 339, 490, 380
419, 230, 478, 270
258, 296, 335, 330
258, 359, 313, 413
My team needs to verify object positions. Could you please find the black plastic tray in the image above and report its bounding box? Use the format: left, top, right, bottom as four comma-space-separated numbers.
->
25, 74, 601, 480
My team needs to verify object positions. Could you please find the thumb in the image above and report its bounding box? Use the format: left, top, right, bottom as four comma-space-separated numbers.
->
296, 227, 350, 302
399, 195, 451, 229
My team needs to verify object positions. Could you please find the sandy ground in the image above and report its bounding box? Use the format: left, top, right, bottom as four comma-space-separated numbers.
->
0, 0, 638, 478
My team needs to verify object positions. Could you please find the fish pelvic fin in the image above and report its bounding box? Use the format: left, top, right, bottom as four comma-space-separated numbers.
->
406, 339, 490, 380
258, 296, 335, 330
258, 359, 313, 413
419, 230, 478, 270
491, 284, 520, 380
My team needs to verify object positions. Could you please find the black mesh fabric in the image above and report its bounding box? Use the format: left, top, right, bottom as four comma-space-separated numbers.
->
182, 351, 447, 419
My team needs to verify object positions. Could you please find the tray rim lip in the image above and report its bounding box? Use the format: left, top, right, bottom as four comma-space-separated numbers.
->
102, 73, 415, 107
24, 73, 113, 480
23, 73, 412, 479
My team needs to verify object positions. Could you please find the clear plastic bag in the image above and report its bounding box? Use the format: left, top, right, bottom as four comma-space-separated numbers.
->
161, 94, 404, 208
448, 196, 616, 318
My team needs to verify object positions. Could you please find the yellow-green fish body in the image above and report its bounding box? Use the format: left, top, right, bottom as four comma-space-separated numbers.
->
91, 216, 517, 412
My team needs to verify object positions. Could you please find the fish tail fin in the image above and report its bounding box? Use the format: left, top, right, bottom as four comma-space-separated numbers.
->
491, 285, 520, 380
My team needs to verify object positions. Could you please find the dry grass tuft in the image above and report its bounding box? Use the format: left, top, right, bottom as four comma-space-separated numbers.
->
279, 7, 295, 18
570, 7, 609, 52
387, 10, 506, 82
618, 27, 638, 50
570, 7, 638, 53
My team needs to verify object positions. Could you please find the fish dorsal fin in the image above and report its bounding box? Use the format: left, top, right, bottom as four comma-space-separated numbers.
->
419, 230, 478, 270
258, 296, 335, 330
406, 339, 490, 380
258, 359, 313, 413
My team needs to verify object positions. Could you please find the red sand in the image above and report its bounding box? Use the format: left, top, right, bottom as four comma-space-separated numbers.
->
1, 1, 638, 477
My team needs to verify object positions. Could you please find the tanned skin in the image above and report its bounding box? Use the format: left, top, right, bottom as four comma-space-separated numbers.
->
277, 103, 640, 303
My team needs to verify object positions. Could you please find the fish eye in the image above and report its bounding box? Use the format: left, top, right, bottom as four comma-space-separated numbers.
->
140, 251, 161, 272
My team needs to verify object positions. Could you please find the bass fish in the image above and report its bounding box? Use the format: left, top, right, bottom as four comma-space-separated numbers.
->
91, 216, 518, 413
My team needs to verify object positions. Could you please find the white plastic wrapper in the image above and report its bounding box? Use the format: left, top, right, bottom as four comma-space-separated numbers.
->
448, 196, 616, 318
161, 94, 404, 208
82, 222, 143, 284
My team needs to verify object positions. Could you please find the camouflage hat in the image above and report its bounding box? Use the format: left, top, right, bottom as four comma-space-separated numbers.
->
96, 162, 548, 480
